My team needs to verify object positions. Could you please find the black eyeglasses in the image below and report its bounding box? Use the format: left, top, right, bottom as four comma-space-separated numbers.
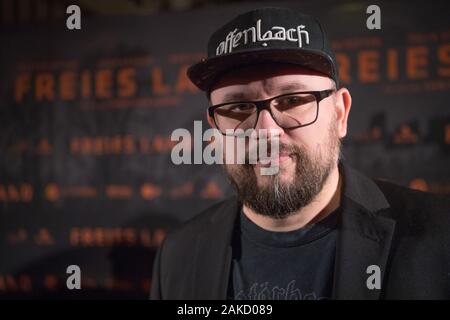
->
208, 89, 335, 135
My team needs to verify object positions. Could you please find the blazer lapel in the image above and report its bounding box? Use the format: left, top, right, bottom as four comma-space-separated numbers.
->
192, 198, 239, 299
333, 163, 396, 299
332, 203, 396, 299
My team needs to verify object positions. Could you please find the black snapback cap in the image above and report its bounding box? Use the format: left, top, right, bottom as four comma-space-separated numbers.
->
187, 7, 339, 92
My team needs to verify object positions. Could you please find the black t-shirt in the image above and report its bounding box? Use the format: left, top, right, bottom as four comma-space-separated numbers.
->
227, 207, 340, 300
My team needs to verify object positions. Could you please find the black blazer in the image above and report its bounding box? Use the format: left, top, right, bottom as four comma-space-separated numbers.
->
150, 163, 450, 299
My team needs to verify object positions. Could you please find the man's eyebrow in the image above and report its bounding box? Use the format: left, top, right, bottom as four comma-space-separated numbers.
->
270, 82, 310, 94
221, 91, 253, 102
220, 82, 310, 103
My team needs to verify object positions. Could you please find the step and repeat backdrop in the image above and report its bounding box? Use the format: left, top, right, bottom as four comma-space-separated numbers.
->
1, 0, 449, 298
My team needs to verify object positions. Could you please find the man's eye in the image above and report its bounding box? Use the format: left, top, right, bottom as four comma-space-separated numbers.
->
278, 96, 303, 107
230, 104, 253, 112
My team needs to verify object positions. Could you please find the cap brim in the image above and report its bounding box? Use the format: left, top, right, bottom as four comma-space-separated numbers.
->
187, 48, 337, 92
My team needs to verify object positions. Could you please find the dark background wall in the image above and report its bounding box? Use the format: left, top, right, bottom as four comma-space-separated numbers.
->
0, 0, 449, 299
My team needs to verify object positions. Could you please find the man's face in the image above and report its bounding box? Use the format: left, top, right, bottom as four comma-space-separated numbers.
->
209, 63, 345, 219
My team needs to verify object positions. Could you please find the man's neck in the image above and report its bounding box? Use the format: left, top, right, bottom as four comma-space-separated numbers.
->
242, 165, 342, 232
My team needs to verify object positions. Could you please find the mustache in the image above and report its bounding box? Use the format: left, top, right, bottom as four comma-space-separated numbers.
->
244, 142, 302, 164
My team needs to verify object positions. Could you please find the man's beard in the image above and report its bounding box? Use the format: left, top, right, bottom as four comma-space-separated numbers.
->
224, 122, 341, 220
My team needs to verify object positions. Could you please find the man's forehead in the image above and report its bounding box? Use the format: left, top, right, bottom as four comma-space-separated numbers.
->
215, 82, 308, 103
210, 64, 333, 101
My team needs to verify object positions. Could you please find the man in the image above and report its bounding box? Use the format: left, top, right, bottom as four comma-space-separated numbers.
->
151, 7, 450, 299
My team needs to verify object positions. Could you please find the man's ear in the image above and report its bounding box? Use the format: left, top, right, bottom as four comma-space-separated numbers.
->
334, 87, 352, 138
207, 112, 216, 128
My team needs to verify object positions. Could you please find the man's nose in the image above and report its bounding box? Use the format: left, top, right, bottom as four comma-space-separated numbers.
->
254, 110, 284, 137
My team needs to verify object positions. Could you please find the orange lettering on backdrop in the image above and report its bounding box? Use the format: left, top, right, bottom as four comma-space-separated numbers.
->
35, 228, 54, 245
95, 69, 113, 99
407, 46, 429, 79
94, 136, 103, 155
15, 73, 31, 102
438, 44, 450, 77
59, 71, 76, 101
21, 184, 33, 202
140, 183, 162, 200
358, 50, 380, 82
0, 184, 32, 202
70, 228, 80, 245
81, 70, 91, 98
445, 124, 450, 144
7, 185, 20, 202
0, 275, 31, 291
70, 138, 79, 154
111, 136, 122, 154
387, 48, 399, 80
139, 137, 151, 154
35, 73, 55, 101
81, 137, 93, 154
123, 135, 135, 154
124, 228, 136, 245
152, 67, 170, 95
81, 228, 94, 246
336, 53, 351, 84
94, 228, 105, 246
153, 229, 167, 247
118, 68, 137, 97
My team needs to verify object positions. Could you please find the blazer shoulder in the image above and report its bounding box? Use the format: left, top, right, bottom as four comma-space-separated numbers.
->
374, 179, 450, 210
373, 178, 450, 232
163, 196, 237, 249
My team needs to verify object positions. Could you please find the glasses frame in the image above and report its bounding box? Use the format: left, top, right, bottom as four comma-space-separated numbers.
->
208, 89, 335, 135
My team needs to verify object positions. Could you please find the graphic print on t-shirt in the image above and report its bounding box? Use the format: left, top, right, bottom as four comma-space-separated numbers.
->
228, 208, 340, 300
